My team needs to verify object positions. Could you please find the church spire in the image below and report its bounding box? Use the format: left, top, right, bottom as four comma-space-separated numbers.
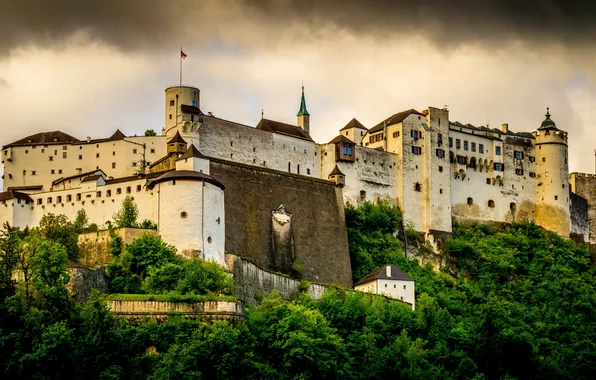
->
297, 86, 310, 117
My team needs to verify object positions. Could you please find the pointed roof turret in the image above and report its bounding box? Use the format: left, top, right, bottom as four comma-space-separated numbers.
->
107, 129, 126, 141
178, 144, 208, 160
297, 86, 310, 117
329, 164, 345, 176
538, 106, 558, 130
167, 131, 186, 144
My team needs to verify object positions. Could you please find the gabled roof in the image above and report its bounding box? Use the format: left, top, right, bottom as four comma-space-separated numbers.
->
52, 169, 106, 187
4, 131, 80, 148
178, 144, 208, 160
81, 174, 102, 183
340, 118, 367, 131
0, 190, 33, 203
256, 119, 314, 142
147, 170, 224, 190
6, 185, 43, 192
354, 264, 414, 286
329, 135, 355, 144
167, 131, 186, 144
368, 109, 425, 134
106, 129, 126, 141
329, 164, 345, 176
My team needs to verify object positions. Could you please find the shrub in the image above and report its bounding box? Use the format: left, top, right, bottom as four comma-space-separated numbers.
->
113, 196, 139, 228
177, 259, 234, 295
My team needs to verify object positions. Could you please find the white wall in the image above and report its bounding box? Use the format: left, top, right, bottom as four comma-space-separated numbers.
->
355, 279, 415, 310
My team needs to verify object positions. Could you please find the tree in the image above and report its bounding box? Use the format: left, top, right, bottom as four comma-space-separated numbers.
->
144, 129, 157, 136
176, 259, 234, 295
37, 213, 80, 261
113, 196, 139, 228
73, 209, 89, 233
0, 223, 24, 302
121, 234, 178, 278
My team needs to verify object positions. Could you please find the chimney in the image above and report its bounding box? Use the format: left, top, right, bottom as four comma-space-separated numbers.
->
86, 136, 91, 143
501, 123, 509, 133
386, 265, 391, 277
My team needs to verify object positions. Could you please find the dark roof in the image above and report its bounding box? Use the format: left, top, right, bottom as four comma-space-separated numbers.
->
369, 109, 425, 134
0, 190, 33, 203
329, 165, 345, 176
340, 118, 367, 131
181, 104, 203, 115
329, 134, 355, 144
52, 169, 106, 187
256, 118, 314, 142
167, 131, 186, 144
538, 107, 558, 130
450, 121, 535, 140
6, 185, 43, 192
105, 171, 163, 185
147, 170, 224, 190
106, 129, 126, 141
81, 174, 102, 183
354, 264, 414, 286
4, 131, 80, 148
178, 144, 208, 160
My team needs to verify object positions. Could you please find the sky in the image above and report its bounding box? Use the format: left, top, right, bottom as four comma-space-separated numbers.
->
1, 0, 596, 174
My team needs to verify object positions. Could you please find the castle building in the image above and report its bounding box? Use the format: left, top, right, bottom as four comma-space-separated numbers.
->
0, 84, 592, 287
354, 264, 416, 310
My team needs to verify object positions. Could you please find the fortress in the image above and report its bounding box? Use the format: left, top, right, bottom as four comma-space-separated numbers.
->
1, 84, 594, 287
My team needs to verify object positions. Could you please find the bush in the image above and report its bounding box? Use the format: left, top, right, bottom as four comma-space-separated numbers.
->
142, 263, 185, 294
138, 219, 158, 230
113, 196, 139, 228
121, 234, 178, 278
177, 259, 234, 295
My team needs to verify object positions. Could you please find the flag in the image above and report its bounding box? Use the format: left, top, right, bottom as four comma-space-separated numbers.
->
181, 50, 187, 59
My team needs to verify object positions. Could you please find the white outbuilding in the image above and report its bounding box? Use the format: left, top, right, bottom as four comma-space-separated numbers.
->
354, 264, 415, 310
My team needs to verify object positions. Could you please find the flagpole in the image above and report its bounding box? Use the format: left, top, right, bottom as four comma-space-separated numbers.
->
179, 46, 182, 86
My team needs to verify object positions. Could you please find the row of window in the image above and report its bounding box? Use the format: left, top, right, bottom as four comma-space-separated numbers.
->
37, 185, 143, 205
19, 146, 155, 155
449, 138, 487, 153
369, 133, 384, 144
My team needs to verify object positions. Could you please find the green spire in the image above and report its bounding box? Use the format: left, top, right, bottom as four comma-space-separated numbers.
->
297, 86, 310, 117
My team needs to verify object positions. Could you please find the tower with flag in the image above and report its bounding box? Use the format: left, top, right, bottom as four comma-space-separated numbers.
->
180, 48, 187, 85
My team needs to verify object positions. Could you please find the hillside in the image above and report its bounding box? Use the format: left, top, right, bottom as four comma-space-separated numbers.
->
0, 201, 595, 379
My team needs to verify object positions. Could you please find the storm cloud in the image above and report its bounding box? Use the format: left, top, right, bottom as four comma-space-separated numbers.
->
2, 0, 596, 57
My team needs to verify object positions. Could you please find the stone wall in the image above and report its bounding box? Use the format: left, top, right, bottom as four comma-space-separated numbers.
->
570, 192, 589, 243
66, 267, 108, 303
226, 254, 328, 306
107, 299, 244, 323
211, 159, 352, 287
78, 228, 158, 268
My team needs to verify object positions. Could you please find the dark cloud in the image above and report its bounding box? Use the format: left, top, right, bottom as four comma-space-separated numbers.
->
1, 0, 595, 57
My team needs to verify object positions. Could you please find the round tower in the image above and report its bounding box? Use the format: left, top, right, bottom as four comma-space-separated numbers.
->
164, 86, 200, 138
533, 108, 570, 236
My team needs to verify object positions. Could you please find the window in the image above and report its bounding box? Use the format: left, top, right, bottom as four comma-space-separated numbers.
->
439, 166, 443, 172
30, 170, 36, 175
132, 162, 137, 167
411, 130, 420, 140
457, 156, 467, 165
126, 186, 131, 194
54, 150, 57, 155
47, 197, 52, 204
76, 193, 81, 201
467, 197, 473, 205
529, 172, 536, 178
555, 195, 558, 200
66, 195, 72, 202
369, 133, 384, 143
393, 131, 399, 138
37, 199, 42, 205
514, 151, 523, 160
436, 149, 445, 158
116, 188, 122, 195
25, 150, 28, 154
495, 146, 501, 155
437, 133, 443, 145
494, 162, 504, 171
412, 146, 422, 155
136, 185, 141, 192
96, 191, 101, 197
488, 200, 495, 208
58, 169, 62, 174
79, 155, 82, 160
414, 182, 422, 192
133, 148, 137, 154
112, 162, 116, 169
463, 141, 468, 150
542, 157, 546, 162
486, 178, 491, 185
57, 196, 62, 203
51, 170, 55, 174
479, 144, 484, 153
169, 114, 172, 120
49, 156, 53, 161
96, 153, 100, 158
307, 168, 311, 175
106, 190, 111, 197
471, 142, 476, 152
456, 139, 461, 149
343, 147, 347, 155
62, 146, 67, 151
562, 184, 566, 189
170, 100, 175, 106
403, 285, 407, 290
529, 156, 535, 163
449, 137, 453, 147
515, 168, 523, 175
150, 148, 155, 154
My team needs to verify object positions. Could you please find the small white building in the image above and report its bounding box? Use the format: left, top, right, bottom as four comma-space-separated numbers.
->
354, 264, 415, 310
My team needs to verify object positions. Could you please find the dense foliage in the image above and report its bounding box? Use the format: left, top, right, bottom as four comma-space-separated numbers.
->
1, 201, 595, 379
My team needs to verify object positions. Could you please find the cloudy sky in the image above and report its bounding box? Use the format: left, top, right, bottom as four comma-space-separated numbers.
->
1, 0, 596, 174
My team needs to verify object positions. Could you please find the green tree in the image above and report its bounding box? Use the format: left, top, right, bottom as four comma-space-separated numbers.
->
142, 262, 185, 294
113, 195, 139, 228
144, 129, 157, 136
73, 209, 89, 233
176, 259, 234, 295
121, 234, 178, 278
36, 213, 80, 261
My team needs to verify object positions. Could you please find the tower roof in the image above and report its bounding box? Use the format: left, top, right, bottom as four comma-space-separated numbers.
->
328, 134, 355, 144
167, 131, 186, 144
297, 86, 310, 117
538, 107, 558, 130
354, 264, 414, 286
369, 109, 425, 134
340, 118, 368, 131
178, 144, 208, 160
329, 164, 345, 176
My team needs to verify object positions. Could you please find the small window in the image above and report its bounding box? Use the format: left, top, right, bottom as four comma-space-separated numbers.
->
393, 131, 398, 138
529, 172, 536, 178
169, 100, 175, 106
467, 197, 473, 206
31, 170, 36, 175
106, 190, 111, 197
136, 185, 141, 192
25, 150, 28, 154
37, 199, 42, 205
486, 178, 491, 185
495, 146, 501, 155
49, 156, 53, 161
542, 157, 546, 162
112, 162, 116, 169
57, 196, 62, 203
47, 197, 52, 204
412, 146, 422, 155
471, 142, 476, 152
510, 203, 516, 212
62, 146, 67, 151
116, 188, 122, 194
96, 153, 100, 158
126, 186, 131, 194
479, 144, 484, 153
58, 169, 62, 174
180, 211, 188, 219
169, 114, 172, 120
455, 139, 461, 149
307, 168, 311, 175
96, 191, 101, 198
488, 200, 495, 208
403, 285, 406, 290
51, 169, 55, 174
414, 182, 422, 192
66, 195, 72, 202
514, 151, 523, 160
449, 137, 453, 147
132, 162, 137, 167
150, 148, 155, 154
555, 195, 558, 200
79, 155, 82, 160
76, 193, 81, 201
463, 141, 468, 150
529, 156, 535, 163
436, 149, 445, 158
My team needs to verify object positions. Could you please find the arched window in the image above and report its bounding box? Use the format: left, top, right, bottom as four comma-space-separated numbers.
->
488, 200, 495, 208
467, 197, 473, 206
469, 157, 477, 169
